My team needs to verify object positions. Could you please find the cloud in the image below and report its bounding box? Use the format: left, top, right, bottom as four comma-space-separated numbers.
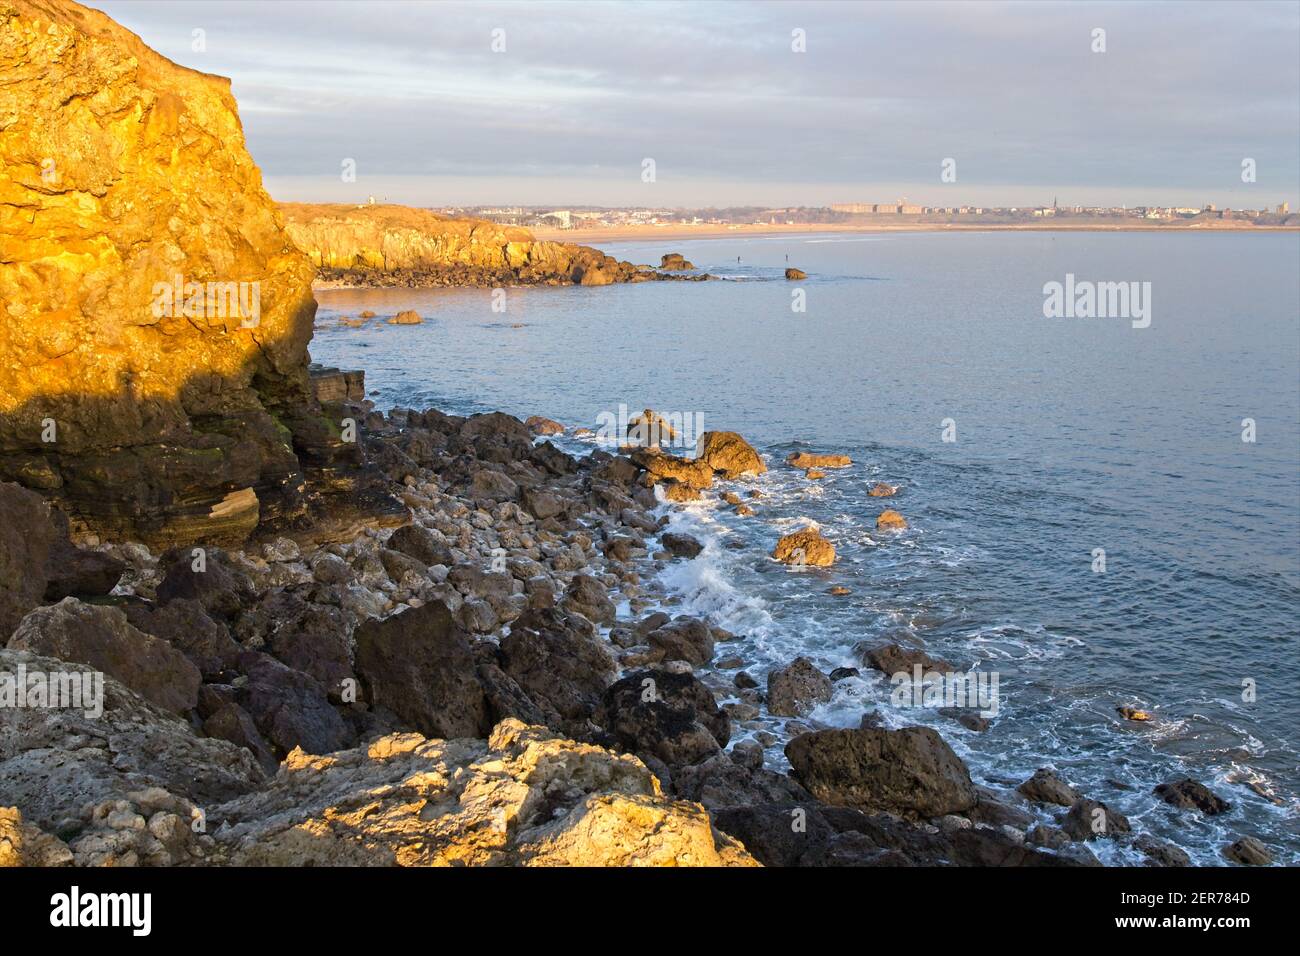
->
91, 0, 1300, 206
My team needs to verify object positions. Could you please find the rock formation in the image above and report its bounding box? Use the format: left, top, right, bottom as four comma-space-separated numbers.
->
0, 0, 380, 548
281, 203, 709, 288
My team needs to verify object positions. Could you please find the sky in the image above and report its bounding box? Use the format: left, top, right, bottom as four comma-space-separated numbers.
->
92, 0, 1300, 210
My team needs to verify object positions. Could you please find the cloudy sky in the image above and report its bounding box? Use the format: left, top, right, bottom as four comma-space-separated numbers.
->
93, 0, 1300, 209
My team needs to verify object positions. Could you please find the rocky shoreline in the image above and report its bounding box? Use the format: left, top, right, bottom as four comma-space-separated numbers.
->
3, 377, 1269, 867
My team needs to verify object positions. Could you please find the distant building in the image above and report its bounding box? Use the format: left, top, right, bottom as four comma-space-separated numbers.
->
1279, 202, 1291, 214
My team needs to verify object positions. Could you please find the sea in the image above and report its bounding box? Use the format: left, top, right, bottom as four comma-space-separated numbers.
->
310, 230, 1300, 865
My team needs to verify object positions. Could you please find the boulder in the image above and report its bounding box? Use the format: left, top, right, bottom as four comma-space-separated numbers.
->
387, 523, 453, 566
876, 509, 908, 531
353, 600, 490, 740
632, 448, 714, 490
695, 431, 766, 478
598, 669, 731, 768
1222, 836, 1272, 866
561, 574, 616, 625
784, 726, 978, 817
1061, 798, 1131, 840
1017, 768, 1080, 807
1153, 777, 1231, 815
646, 617, 716, 667
8, 598, 201, 714
500, 607, 617, 732
0, 806, 73, 867
236, 650, 354, 757
525, 416, 564, 436
868, 482, 898, 497
387, 310, 422, 324
661, 532, 704, 559
659, 253, 695, 271
784, 267, 807, 280
772, 526, 835, 566
766, 657, 834, 717
861, 642, 959, 676
124, 598, 242, 681
0, 483, 57, 639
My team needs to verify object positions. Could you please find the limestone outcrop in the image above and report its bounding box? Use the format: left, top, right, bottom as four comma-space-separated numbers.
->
0, 0, 372, 547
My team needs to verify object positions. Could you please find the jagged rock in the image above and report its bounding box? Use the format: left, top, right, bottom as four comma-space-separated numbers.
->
695, 431, 766, 477
631, 448, 713, 489
785, 726, 978, 818
659, 253, 695, 271
234, 651, 355, 757
156, 547, 257, 621
1018, 768, 1080, 807
124, 598, 242, 681
8, 598, 201, 714
1153, 777, 1231, 815
0, 0, 335, 548
0, 649, 263, 832
354, 601, 489, 740
772, 526, 835, 566
0, 482, 57, 639
1136, 834, 1191, 867
500, 607, 617, 732
868, 482, 898, 497
598, 669, 731, 769
767, 657, 834, 717
210, 719, 754, 866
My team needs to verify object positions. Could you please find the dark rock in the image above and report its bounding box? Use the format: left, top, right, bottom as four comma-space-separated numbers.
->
353, 600, 490, 739
660, 532, 703, 559
561, 574, 616, 625
387, 524, 453, 566
8, 598, 200, 714
1154, 777, 1231, 816
1061, 798, 1131, 840
1135, 834, 1191, 867
125, 598, 242, 681
940, 707, 991, 732
597, 669, 731, 768
235, 651, 355, 757
767, 657, 834, 717
500, 607, 617, 732
1018, 768, 1080, 807
0, 482, 57, 639
829, 667, 860, 682
784, 726, 978, 817
647, 617, 715, 667
156, 547, 256, 621
1222, 836, 1272, 865
861, 642, 958, 675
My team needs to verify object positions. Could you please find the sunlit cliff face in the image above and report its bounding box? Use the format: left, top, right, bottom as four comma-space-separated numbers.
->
0, 0, 319, 544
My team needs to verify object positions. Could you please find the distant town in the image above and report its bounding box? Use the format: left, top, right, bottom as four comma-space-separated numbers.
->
436, 199, 1297, 230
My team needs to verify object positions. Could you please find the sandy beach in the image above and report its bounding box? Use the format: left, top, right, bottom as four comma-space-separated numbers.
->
532, 219, 1297, 244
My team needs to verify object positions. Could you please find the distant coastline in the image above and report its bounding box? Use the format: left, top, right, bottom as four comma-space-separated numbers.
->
534, 220, 1300, 244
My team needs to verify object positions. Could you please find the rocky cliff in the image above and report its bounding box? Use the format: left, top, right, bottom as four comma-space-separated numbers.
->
0, 0, 364, 547
281, 203, 699, 287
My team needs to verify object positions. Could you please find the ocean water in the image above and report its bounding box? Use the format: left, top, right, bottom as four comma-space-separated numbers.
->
311, 231, 1300, 865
